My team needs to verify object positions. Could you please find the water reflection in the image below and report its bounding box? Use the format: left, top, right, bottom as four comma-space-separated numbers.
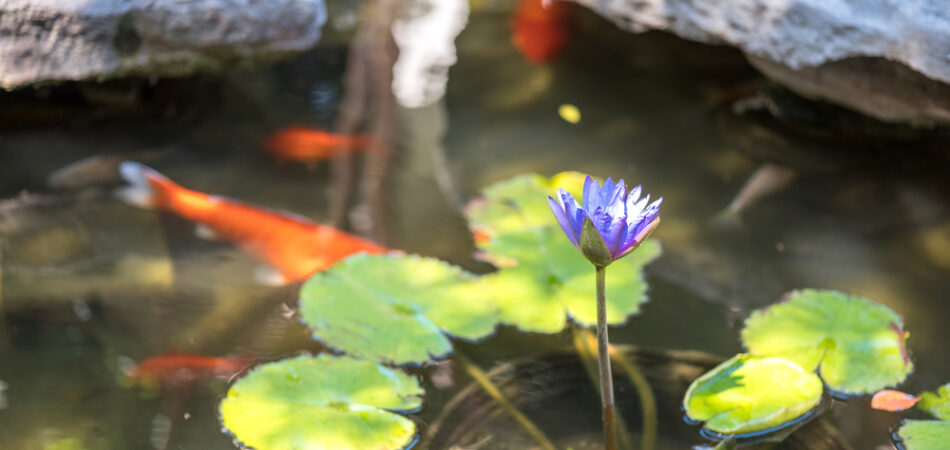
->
0, 1, 948, 449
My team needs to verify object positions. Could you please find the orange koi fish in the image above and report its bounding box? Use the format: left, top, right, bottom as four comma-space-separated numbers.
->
262, 126, 371, 164
511, 0, 576, 64
129, 352, 249, 390
117, 161, 388, 284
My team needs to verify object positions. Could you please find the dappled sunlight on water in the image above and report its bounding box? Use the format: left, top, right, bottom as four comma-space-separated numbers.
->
1, 2, 949, 449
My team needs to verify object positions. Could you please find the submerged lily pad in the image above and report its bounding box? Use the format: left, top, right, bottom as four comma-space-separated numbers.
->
683, 354, 823, 435
299, 253, 497, 365
919, 384, 950, 420
466, 173, 661, 333
742, 289, 912, 395
895, 420, 950, 450
219, 354, 424, 450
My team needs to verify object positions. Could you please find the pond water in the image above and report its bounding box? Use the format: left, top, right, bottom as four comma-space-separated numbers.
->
1, 2, 949, 449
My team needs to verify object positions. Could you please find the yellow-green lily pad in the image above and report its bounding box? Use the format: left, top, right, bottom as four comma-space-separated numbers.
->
742, 289, 912, 395
684, 354, 823, 435
895, 420, 950, 450
299, 253, 497, 365
919, 384, 950, 420
219, 354, 424, 450
466, 173, 661, 333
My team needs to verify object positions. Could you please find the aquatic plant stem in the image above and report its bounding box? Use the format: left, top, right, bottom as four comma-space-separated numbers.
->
571, 327, 634, 450
609, 346, 658, 450
596, 265, 618, 450
454, 352, 557, 450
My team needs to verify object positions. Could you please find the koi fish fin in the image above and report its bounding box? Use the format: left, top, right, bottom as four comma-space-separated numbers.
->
115, 161, 173, 210
194, 224, 220, 240
254, 265, 292, 287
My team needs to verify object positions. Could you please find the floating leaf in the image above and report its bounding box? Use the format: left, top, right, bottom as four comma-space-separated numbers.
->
742, 289, 912, 395
299, 253, 497, 365
466, 173, 661, 333
895, 420, 950, 450
919, 384, 950, 420
219, 354, 424, 450
466, 172, 586, 241
871, 390, 921, 412
683, 354, 823, 435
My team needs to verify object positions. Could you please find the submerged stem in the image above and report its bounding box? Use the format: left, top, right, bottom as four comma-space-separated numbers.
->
572, 327, 634, 450
454, 352, 556, 450
596, 265, 618, 450
609, 346, 658, 450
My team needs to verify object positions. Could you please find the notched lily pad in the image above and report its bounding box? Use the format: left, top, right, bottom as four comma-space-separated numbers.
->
466, 173, 661, 333
219, 354, 424, 450
742, 289, 912, 395
894, 420, 950, 450
684, 354, 823, 435
299, 253, 497, 365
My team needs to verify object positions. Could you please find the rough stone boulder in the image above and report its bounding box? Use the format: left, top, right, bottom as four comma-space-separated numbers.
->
0, 0, 327, 89
572, 0, 950, 125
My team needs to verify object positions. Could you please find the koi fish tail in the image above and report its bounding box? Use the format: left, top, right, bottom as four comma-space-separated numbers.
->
115, 161, 177, 210
345, 135, 372, 149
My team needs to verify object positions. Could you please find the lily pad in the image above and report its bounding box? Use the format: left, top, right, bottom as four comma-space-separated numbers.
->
741, 289, 912, 395
683, 354, 823, 435
466, 173, 661, 333
919, 384, 950, 420
895, 420, 950, 450
299, 253, 497, 365
219, 354, 424, 450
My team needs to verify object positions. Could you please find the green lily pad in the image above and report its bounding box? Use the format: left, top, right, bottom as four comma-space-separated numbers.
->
895, 420, 950, 450
919, 384, 950, 420
683, 354, 823, 435
299, 253, 497, 365
741, 289, 912, 395
466, 173, 661, 333
466, 172, 587, 241
219, 354, 424, 450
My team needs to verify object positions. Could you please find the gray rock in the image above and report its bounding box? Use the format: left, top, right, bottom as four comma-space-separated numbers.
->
0, 0, 327, 89
572, 0, 950, 124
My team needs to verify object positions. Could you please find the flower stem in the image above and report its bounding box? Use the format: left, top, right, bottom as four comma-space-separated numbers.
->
596, 265, 618, 450
571, 326, 634, 450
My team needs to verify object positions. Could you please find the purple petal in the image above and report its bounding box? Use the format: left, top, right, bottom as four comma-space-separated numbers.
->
600, 177, 624, 209
548, 196, 579, 248
582, 176, 597, 212
559, 189, 586, 241
622, 197, 662, 250
628, 194, 650, 220
616, 215, 660, 258
604, 216, 627, 255
627, 185, 642, 205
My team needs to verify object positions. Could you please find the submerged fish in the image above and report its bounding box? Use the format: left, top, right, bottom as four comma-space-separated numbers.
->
116, 161, 388, 284
47, 148, 171, 189
511, 0, 576, 64
712, 163, 798, 227
262, 126, 371, 164
128, 352, 249, 391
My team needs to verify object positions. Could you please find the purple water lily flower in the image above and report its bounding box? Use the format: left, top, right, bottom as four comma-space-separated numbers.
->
548, 176, 661, 266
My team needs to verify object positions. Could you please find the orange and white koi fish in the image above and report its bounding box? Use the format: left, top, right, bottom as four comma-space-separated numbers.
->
262, 126, 371, 164
128, 352, 249, 390
511, 0, 576, 64
117, 161, 388, 284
